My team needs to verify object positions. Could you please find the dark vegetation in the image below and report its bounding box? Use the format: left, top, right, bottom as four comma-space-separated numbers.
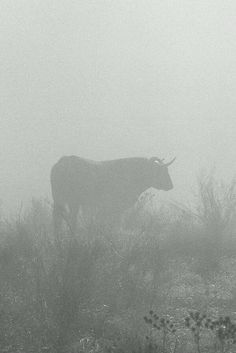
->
0, 174, 236, 352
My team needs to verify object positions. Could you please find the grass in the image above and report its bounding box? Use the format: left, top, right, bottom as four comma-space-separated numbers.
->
0, 173, 236, 352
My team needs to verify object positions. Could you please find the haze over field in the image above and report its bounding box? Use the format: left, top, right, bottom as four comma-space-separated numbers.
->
1, 0, 236, 213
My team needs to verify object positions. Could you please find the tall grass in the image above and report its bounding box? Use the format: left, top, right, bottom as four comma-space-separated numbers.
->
0, 174, 236, 352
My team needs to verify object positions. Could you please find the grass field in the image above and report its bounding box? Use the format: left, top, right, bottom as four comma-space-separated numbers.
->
0, 174, 236, 352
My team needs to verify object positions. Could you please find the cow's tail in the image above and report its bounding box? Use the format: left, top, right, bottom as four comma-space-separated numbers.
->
50, 162, 67, 243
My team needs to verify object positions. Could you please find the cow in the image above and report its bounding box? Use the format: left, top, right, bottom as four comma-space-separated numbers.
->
50, 155, 175, 236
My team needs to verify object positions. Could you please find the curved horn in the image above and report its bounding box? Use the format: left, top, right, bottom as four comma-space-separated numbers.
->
150, 156, 165, 164
164, 157, 176, 167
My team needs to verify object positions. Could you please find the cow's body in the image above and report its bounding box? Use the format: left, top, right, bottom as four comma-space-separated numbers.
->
51, 155, 175, 234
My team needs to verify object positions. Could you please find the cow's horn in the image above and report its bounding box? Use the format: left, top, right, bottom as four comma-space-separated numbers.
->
150, 156, 164, 164
164, 157, 176, 167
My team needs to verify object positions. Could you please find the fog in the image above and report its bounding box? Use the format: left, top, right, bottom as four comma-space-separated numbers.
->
1, 0, 236, 213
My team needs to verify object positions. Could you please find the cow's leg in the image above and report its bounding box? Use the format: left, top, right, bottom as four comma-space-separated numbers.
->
52, 202, 65, 245
68, 203, 79, 237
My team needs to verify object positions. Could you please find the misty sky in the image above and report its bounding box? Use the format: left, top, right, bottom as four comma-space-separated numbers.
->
1, 0, 236, 214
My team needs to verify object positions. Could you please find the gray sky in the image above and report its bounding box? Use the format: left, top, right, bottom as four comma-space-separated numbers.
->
1, 0, 236, 214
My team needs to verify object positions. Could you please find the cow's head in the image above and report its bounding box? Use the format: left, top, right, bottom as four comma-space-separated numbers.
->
149, 156, 176, 191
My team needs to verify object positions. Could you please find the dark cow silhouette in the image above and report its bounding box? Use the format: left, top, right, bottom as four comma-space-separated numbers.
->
51, 155, 175, 235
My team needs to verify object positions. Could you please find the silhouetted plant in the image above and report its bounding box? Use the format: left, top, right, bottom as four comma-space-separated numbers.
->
184, 311, 208, 353
196, 174, 236, 276
144, 311, 177, 353
207, 316, 236, 353
185, 311, 236, 353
